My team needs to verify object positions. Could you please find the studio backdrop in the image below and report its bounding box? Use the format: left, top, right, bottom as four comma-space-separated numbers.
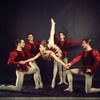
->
0, 0, 100, 83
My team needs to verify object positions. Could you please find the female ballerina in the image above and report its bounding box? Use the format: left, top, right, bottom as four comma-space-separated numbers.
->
19, 18, 67, 88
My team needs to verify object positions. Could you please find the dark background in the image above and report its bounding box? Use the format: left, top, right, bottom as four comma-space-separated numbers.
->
0, 0, 100, 86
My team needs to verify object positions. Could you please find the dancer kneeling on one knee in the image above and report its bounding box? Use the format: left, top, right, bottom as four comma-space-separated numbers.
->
65, 38, 100, 93
0, 38, 42, 91
19, 18, 68, 88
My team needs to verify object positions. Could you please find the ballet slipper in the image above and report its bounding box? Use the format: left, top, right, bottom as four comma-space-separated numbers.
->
58, 81, 63, 85
35, 86, 40, 89
0, 85, 5, 90
64, 87, 73, 92
51, 81, 55, 88
39, 82, 43, 88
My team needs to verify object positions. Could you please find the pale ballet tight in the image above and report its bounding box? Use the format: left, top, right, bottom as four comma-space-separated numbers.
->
49, 19, 58, 88
65, 68, 100, 93
51, 60, 58, 88
48, 18, 55, 46
58, 58, 68, 85
0, 62, 43, 91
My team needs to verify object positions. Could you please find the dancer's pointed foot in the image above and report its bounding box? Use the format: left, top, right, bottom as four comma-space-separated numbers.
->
0, 85, 5, 90
58, 81, 63, 85
39, 82, 43, 88
51, 18, 55, 25
35, 86, 40, 89
51, 81, 55, 88
64, 88, 73, 92
35, 84, 40, 89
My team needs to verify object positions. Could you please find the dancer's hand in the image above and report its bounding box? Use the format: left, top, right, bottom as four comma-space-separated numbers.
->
19, 61, 27, 64
86, 68, 93, 75
66, 63, 71, 69
86, 69, 92, 73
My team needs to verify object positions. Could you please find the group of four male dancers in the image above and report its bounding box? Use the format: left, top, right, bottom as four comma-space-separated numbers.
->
0, 18, 100, 94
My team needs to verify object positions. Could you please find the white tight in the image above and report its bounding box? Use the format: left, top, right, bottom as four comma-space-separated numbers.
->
66, 68, 100, 93
52, 60, 58, 82
58, 58, 68, 82
29, 62, 42, 87
48, 19, 58, 86
48, 19, 55, 46
0, 62, 42, 91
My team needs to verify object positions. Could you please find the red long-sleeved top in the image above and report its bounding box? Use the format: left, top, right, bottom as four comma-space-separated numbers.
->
8, 49, 28, 72
54, 33, 82, 58
70, 49, 100, 73
25, 41, 41, 58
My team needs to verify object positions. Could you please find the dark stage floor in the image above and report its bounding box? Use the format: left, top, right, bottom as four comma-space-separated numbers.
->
0, 97, 100, 100
0, 81, 100, 98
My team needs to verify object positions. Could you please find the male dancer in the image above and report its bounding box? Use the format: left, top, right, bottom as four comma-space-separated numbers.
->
65, 39, 100, 93
19, 19, 67, 89
25, 33, 40, 58
25, 33, 43, 88
0, 38, 41, 91
54, 32, 82, 85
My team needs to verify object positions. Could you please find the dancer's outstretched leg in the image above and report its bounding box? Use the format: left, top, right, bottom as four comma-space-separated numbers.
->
48, 18, 55, 46
48, 18, 57, 88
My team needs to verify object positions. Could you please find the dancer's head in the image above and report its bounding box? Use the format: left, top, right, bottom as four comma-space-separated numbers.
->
15, 38, 25, 48
59, 32, 65, 40
27, 33, 34, 42
39, 40, 49, 52
82, 38, 92, 49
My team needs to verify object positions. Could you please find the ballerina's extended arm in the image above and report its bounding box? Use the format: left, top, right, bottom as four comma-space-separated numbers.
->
19, 53, 41, 64
50, 51, 68, 69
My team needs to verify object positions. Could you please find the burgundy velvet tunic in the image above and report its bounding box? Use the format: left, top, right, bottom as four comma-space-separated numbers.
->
8, 50, 28, 72
54, 33, 82, 58
70, 49, 100, 73
25, 41, 41, 58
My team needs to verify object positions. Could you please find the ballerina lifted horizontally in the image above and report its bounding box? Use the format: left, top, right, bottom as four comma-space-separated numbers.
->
19, 18, 67, 88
